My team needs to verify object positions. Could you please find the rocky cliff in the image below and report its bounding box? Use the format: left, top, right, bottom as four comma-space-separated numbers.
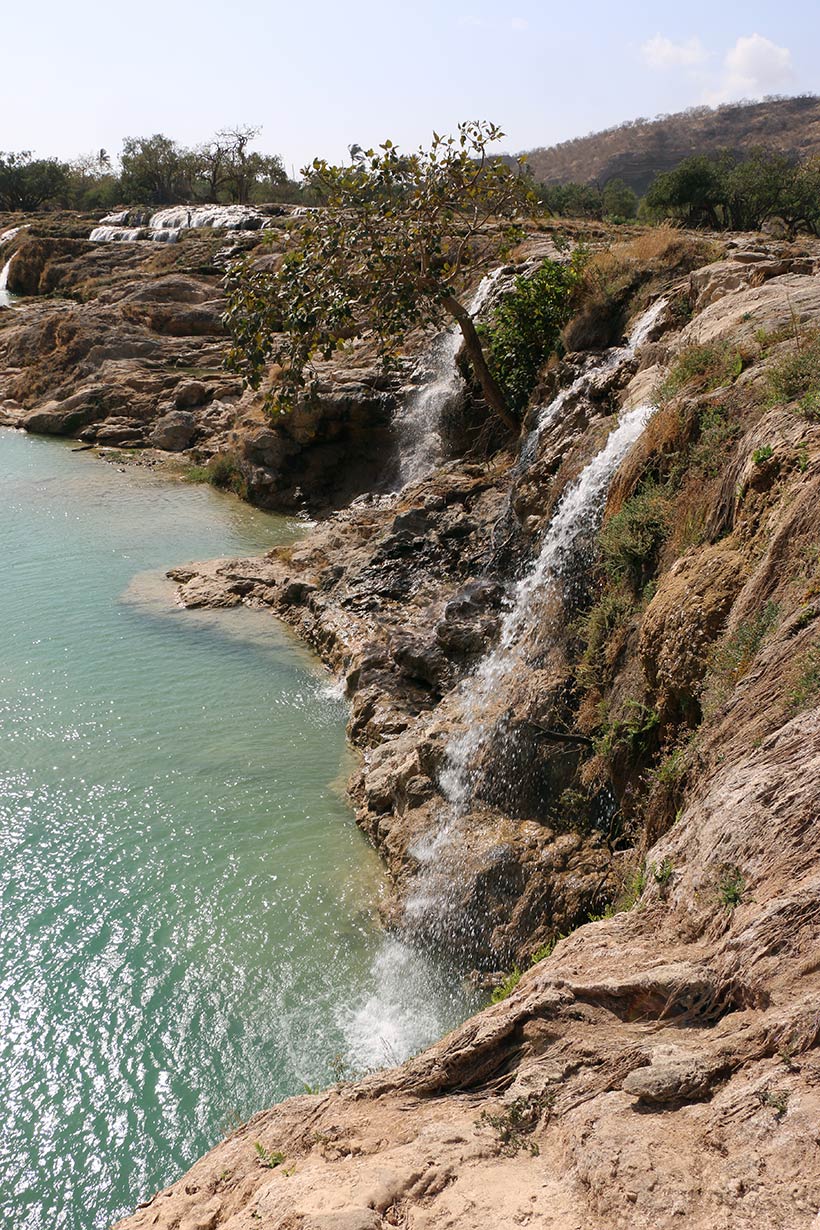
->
4, 213, 819, 1228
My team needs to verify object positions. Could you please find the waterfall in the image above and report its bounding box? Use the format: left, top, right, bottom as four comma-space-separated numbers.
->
89, 204, 269, 244
520, 295, 668, 468
0, 226, 23, 248
89, 226, 148, 243
439, 401, 654, 812
393, 268, 504, 487
402, 297, 668, 945
0, 258, 14, 308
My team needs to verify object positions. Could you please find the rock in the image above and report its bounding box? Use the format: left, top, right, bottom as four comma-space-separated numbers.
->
150, 410, 197, 451
174, 380, 212, 410
622, 1057, 718, 1104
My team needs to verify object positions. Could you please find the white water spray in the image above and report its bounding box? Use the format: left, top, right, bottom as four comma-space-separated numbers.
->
440, 401, 654, 813
0, 258, 14, 308
394, 268, 504, 486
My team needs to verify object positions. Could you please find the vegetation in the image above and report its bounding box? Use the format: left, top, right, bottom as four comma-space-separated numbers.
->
788, 644, 820, 712
765, 330, 820, 412
0, 127, 299, 213
654, 343, 745, 407
0, 151, 69, 210
703, 602, 780, 712
479, 256, 583, 413
253, 1142, 286, 1168
717, 865, 746, 909
490, 967, 523, 1003
599, 484, 671, 593
478, 1091, 554, 1155
226, 122, 537, 430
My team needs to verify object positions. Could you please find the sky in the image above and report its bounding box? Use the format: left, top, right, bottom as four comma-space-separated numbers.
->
3, 0, 818, 172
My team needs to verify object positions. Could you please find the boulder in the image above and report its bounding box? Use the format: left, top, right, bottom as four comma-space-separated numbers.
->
150, 410, 197, 451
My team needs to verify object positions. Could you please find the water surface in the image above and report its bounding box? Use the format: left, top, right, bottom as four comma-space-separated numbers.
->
0, 431, 475, 1229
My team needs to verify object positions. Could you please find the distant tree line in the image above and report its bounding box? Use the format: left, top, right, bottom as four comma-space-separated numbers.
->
535, 146, 820, 236
0, 126, 305, 212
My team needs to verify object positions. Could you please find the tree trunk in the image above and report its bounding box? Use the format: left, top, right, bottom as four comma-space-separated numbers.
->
440, 292, 520, 434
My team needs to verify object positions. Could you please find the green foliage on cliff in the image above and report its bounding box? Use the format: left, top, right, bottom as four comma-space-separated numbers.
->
225, 122, 538, 431
599, 484, 672, 592
479, 257, 583, 413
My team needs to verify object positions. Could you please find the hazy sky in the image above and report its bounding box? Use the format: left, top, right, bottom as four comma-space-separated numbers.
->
4, 0, 818, 172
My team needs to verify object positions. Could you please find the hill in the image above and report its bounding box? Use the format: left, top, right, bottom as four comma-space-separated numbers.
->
518, 94, 820, 194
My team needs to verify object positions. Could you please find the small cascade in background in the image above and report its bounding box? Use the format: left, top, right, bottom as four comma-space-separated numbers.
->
88, 225, 148, 243
89, 203, 269, 244
393, 268, 504, 487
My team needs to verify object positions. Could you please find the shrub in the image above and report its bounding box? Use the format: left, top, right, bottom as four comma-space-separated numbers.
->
655, 343, 745, 407
576, 590, 635, 688
753, 444, 774, 466
490, 968, 523, 1003
480, 257, 582, 413
765, 331, 820, 408
205, 452, 248, 498
788, 644, 820, 712
599, 484, 672, 592
718, 865, 746, 909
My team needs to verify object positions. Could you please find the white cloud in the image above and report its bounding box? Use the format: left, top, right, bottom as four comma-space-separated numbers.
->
713, 33, 794, 101
511, 17, 529, 32
641, 34, 710, 70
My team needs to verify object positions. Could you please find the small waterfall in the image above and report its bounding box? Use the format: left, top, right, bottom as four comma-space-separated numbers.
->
0, 257, 14, 308
89, 204, 269, 244
0, 226, 23, 248
402, 298, 668, 948
89, 226, 148, 243
439, 401, 654, 813
394, 268, 504, 486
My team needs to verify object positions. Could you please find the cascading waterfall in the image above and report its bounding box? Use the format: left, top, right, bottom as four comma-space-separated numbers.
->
0, 257, 14, 308
393, 268, 504, 487
88, 225, 148, 243
439, 401, 654, 812
89, 204, 269, 243
404, 297, 667, 943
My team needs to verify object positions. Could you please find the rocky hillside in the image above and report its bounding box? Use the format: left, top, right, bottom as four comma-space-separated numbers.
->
3, 213, 819, 1228
519, 94, 820, 192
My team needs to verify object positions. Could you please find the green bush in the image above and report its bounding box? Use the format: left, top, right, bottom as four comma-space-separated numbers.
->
599, 484, 672, 592
480, 257, 582, 414
205, 452, 248, 498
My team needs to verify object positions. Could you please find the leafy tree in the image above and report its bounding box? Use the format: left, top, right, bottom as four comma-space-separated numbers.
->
601, 177, 637, 220
226, 121, 537, 431
644, 156, 727, 227
480, 258, 583, 413
539, 181, 603, 219
0, 151, 69, 210
120, 134, 185, 205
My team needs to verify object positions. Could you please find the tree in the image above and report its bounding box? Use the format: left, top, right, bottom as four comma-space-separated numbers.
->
120, 134, 185, 205
601, 177, 637, 220
644, 155, 727, 227
0, 151, 69, 210
217, 126, 287, 204
226, 121, 537, 432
